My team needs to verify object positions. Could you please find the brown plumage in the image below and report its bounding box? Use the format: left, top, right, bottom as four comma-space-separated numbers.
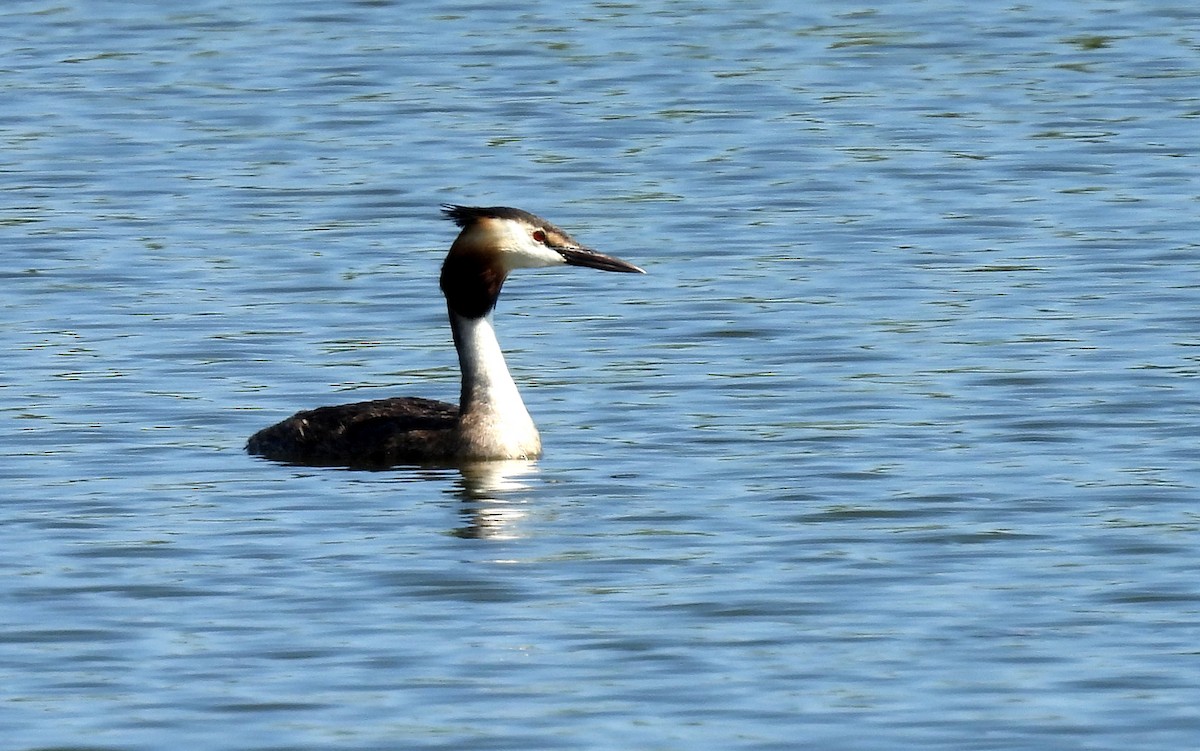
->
246, 397, 459, 468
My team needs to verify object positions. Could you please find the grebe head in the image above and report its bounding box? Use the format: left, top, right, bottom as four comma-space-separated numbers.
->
439, 205, 644, 318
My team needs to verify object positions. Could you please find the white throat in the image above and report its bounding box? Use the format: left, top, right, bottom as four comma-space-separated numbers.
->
450, 311, 542, 459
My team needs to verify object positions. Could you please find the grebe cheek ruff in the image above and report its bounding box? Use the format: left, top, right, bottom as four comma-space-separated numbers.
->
245, 204, 644, 468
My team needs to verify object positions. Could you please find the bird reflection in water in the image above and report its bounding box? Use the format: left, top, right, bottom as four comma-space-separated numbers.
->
450, 459, 540, 539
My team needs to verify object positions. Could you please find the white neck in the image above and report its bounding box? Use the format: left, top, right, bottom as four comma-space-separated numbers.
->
450, 311, 542, 459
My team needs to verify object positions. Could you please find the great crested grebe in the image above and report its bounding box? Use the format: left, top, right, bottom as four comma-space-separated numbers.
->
246, 205, 644, 467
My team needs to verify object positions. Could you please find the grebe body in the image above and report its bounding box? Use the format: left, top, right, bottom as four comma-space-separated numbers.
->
246, 205, 643, 467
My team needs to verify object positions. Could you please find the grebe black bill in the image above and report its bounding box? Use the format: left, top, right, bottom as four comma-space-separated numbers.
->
246, 205, 645, 468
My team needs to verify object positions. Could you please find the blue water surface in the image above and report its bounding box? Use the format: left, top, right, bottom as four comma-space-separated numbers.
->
2, 1, 1199, 749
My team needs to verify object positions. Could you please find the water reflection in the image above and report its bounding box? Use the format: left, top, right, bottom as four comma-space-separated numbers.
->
449, 460, 540, 540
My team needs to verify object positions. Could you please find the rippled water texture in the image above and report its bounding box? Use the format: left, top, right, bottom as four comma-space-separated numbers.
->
2, 1, 1199, 749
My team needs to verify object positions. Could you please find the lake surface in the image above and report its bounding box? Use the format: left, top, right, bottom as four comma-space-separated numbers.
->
3, 0, 1199, 748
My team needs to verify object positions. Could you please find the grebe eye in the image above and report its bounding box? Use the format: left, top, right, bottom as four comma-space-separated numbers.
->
532, 229, 548, 244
